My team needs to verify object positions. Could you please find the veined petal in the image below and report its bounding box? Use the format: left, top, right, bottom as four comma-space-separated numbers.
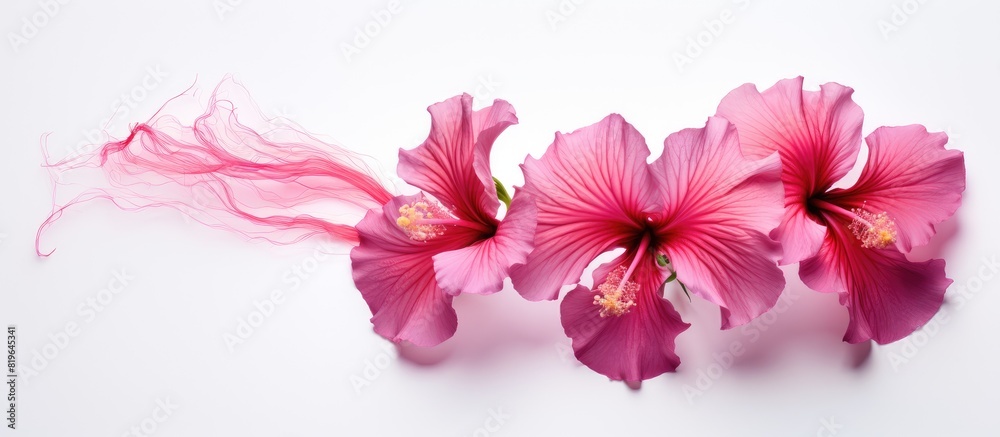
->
651, 117, 786, 329
471, 98, 518, 213
799, 224, 951, 344
433, 192, 537, 296
561, 251, 690, 382
772, 204, 828, 265
716, 77, 864, 263
664, 232, 785, 329
350, 194, 481, 346
825, 125, 965, 252
397, 94, 517, 224
716, 77, 863, 188
511, 114, 660, 301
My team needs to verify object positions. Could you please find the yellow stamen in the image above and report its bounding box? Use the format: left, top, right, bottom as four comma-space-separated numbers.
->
396, 200, 447, 241
848, 207, 898, 249
593, 266, 638, 318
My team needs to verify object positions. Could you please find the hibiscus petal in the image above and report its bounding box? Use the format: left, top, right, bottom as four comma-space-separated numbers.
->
511, 114, 660, 301
650, 117, 786, 329
824, 125, 966, 252
432, 192, 537, 296
350, 194, 481, 346
799, 225, 951, 344
397, 94, 517, 224
716, 77, 864, 264
561, 252, 689, 382
771, 203, 829, 265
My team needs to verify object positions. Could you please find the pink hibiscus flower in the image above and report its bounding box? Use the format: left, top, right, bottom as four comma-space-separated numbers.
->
716, 77, 966, 344
350, 94, 536, 347
510, 114, 785, 381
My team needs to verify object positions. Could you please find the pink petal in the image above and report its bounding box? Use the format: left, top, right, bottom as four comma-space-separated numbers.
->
561, 251, 690, 382
397, 94, 517, 224
799, 225, 951, 344
716, 77, 864, 264
432, 193, 537, 296
650, 117, 786, 329
825, 125, 965, 252
350, 194, 482, 346
771, 204, 829, 266
510, 114, 660, 301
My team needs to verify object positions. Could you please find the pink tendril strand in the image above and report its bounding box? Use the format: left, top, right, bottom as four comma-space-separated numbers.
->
36, 79, 394, 256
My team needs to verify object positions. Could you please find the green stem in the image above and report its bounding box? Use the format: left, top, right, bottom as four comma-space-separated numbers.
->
659, 257, 691, 302
678, 280, 691, 302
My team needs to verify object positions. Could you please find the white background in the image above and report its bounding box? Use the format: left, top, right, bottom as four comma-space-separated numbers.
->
2, 0, 998, 435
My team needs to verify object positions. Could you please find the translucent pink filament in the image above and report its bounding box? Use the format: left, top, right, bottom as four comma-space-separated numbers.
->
37, 80, 394, 255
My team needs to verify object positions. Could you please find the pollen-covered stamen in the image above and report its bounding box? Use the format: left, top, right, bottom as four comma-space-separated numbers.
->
848, 207, 898, 249
395, 198, 493, 241
592, 233, 652, 318
396, 200, 448, 241
594, 266, 638, 318
812, 199, 900, 250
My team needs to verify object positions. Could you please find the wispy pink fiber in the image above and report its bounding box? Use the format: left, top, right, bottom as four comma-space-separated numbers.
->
36, 79, 393, 255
